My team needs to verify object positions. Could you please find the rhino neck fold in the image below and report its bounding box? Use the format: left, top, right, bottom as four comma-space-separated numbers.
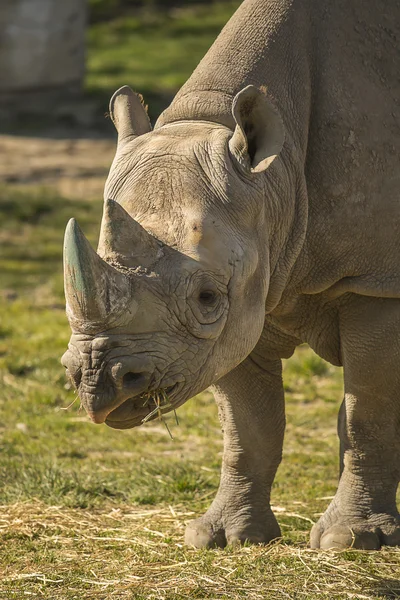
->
156, 91, 236, 131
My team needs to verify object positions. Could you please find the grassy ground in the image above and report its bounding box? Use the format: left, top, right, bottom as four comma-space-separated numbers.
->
1, 2, 400, 598
1, 187, 400, 598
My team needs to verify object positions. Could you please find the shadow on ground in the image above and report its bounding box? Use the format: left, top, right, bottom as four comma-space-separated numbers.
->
369, 578, 400, 599
0, 89, 174, 140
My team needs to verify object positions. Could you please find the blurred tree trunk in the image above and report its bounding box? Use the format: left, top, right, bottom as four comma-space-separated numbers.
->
0, 0, 86, 113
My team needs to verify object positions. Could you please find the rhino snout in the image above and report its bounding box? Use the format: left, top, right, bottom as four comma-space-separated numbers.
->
63, 351, 154, 424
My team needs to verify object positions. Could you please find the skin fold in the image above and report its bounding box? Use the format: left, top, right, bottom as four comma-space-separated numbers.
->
62, 0, 400, 549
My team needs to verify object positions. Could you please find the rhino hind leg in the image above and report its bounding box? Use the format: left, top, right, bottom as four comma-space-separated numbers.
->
185, 356, 285, 548
311, 296, 400, 550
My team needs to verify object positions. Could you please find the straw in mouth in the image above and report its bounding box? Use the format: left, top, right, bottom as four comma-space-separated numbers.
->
140, 389, 179, 438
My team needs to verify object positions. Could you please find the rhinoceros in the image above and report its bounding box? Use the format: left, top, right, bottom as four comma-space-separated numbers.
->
61, 0, 400, 550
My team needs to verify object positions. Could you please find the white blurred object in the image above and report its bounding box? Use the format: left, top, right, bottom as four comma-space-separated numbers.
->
0, 0, 86, 97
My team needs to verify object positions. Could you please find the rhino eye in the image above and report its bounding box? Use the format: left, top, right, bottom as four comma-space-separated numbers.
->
198, 290, 217, 306
186, 277, 228, 336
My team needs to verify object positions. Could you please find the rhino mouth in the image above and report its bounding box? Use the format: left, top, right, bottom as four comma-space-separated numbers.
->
105, 382, 181, 430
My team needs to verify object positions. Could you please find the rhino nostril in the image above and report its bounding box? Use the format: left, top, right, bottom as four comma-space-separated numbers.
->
123, 371, 145, 388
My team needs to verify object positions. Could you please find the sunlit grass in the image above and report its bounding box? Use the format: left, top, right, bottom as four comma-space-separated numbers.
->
87, 2, 242, 120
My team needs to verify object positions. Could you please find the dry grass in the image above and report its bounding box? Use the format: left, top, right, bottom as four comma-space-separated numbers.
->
1, 502, 400, 599
141, 390, 178, 438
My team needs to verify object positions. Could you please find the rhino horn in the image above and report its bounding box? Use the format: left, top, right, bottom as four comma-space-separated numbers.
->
64, 218, 132, 325
110, 86, 152, 150
98, 199, 161, 268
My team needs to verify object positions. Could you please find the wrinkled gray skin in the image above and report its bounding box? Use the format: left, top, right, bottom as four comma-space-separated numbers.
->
62, 0, 400, 550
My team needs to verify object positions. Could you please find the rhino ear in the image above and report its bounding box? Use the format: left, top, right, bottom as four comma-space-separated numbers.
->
109, 86, 152, 149
229, 85, 285, 173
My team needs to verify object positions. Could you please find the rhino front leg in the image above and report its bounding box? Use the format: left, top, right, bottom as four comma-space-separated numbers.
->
185, 356, 285, 548
311, 297, 400, 550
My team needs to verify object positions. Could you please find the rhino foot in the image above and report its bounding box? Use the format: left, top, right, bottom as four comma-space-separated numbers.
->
185, 508, 281, 549
310, 512, 400, 550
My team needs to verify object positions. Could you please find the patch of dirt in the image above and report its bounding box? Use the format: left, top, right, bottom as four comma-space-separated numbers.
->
0, 135, 116, 199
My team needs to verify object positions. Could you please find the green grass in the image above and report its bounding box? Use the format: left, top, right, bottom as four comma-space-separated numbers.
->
1, 186, 399, 599
87, 2, 242, 121
0, 186, 100, 294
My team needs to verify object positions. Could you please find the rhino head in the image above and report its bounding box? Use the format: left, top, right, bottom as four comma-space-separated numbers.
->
61, 85, 285, 429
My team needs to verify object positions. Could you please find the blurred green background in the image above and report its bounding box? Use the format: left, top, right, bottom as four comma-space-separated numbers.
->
1, 0, 241, 134
88, 0, 242, 125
